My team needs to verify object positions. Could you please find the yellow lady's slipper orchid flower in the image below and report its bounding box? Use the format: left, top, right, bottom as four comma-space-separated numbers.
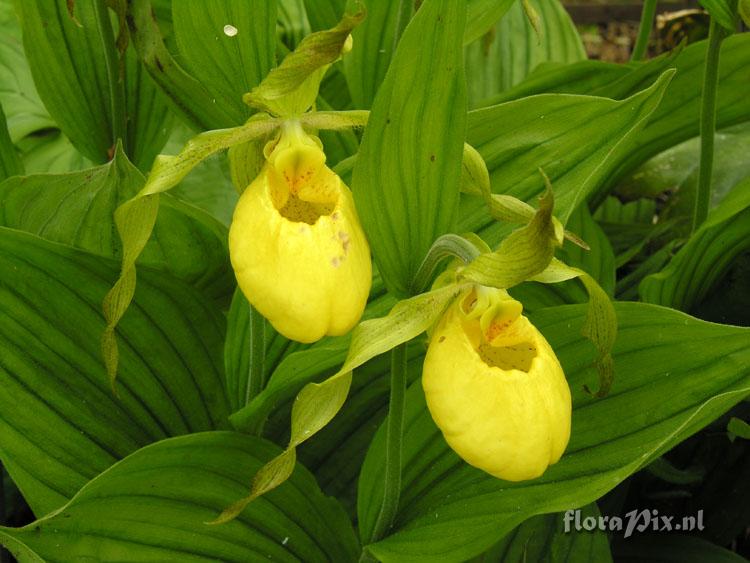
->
229, 121, 372, 343
423, 286, 571, 481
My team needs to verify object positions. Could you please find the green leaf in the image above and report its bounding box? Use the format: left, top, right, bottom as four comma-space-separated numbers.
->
123, 47, 173, 171
464, 0, 515, 44
471, 504, 612, 563
465, 0, 585, 106
352, 0, 467, 296
126, 0, 239, 130
613, 534, 747, 563
359, 302, 750, 561
0, 226, 230, 516
14, 0, 124, 163
0, 19, 55, 142
172, 0, 277, 125
221, 284, 463, 522
342, 0, 413, 109
639, 177, 750, 311
0, 146, 233, 301
741, 0, 750, 25
245, 10, 363, 116
460, 70, 674, 246
0, 103, 21, 180
0, 432, 359, 562
303, 0, 346, 31
699, 0, 738, 30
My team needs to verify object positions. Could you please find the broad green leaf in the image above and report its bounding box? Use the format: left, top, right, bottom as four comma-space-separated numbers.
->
478, 34, 750, 192
699, 0, 738, 30
0, 227, 230, 516
465, 0, 585, 106
15, 129, 89, 174
303, 0, 345, 31
616, 122, 750, 218
14, 0, 124, 163
172, 0, 276, 125
464, 0, 515, 44
471, 504, 612, 563
460, 70, 674, 246
343, 0, 413, 109
0, 146, 233, 301
245, 10, 363, 116
0, 103, 21, 180
0, 432, 359, 562
606, 33, 750, 184
278, 0, 312, 49
359, 302, 750, 562
741, 0, 750, 25
352, 0, 467, 296
126, 0, 239, 130
123, 47, 173, 171
0, 15, 54, 141
613, 534, 747, 563
220, 284, 463, 522
639, 177, 750, 311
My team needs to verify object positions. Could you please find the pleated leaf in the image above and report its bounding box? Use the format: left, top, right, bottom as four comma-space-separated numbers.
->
14, 0, 124, 163
0, 103, 21, 180
0, 227, 230, 516
0, 146, 233, 301
172, 0, 277, 125
639, 177, 750, 311
0, 432, 359, 562
352, 0, 467, 296
465, 0, 585, 106
358, 302, 750, 561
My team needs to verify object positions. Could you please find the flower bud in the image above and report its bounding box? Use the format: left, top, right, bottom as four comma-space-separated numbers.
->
229, 121, 372, 343
423, 286, 571, 481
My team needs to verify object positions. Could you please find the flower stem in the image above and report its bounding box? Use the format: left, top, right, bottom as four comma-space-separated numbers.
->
368, 342, 409, 545
245, 304, 266, 406
631, 0, 657, 61
692, 19, 725, 234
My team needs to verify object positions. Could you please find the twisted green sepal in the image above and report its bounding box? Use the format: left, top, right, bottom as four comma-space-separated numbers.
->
208, 283, 464, 525
243, 11, 365, 116
101, 115, 279, 389
531, 258, 618, 397
461, 188, 561, 289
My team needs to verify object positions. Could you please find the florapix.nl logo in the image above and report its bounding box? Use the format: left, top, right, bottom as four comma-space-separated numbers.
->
564, 509, 705, 539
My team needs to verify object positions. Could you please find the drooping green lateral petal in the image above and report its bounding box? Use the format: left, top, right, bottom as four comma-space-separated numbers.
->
0, 433, 359, 562
103, 116, 278, 383
359, 302, 750, 562
353, 0, 467, 296
218, 284, 463, 523
0, 227, 230, 516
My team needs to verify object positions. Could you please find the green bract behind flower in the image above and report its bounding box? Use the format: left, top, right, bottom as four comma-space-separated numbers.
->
423, 286, 571, 481
229, 121, 372, 343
